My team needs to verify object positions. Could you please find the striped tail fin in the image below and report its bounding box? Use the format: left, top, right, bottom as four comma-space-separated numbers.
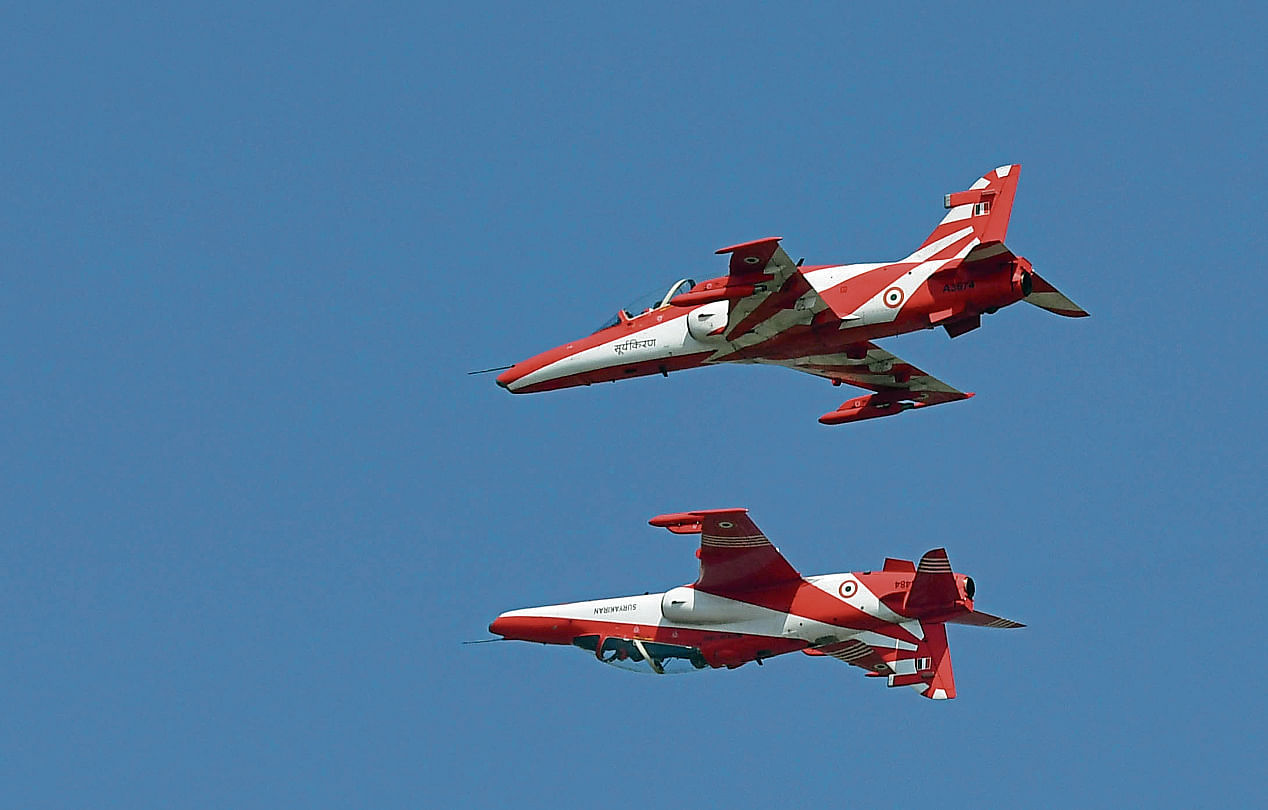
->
883, 622, 957, 700
910, 164, 1022, 262
903, 548, 958, 615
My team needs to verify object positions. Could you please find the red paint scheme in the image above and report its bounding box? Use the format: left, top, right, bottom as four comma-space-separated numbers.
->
669, 285, 755, 306
495, 165, 1088, 424
819, 391, 974, 425
490, 508, 1023, 699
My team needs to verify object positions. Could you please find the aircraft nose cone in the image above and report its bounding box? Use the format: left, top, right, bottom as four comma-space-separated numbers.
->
494, 367, 516, 391
489, 615, 509, 636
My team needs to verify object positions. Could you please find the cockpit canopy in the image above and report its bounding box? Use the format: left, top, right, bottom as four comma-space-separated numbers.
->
594, 278, 696, 333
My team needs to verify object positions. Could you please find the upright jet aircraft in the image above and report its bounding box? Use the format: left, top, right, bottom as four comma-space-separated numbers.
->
489, 508, 1022, 699
496, 165, 1086, 424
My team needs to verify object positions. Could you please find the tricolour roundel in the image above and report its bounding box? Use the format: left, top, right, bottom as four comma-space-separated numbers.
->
838, 579, 858, 598
743, 256, 760, 265
883, 286, 905, 308
718, 521, 734, 529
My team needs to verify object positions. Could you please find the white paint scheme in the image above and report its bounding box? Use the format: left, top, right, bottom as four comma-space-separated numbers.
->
685, 300, 728, 342
801, 262, 888, 293
499, 579, 922, 650
800, 217, 977, 295
807, 573, 910, 626
855, 629, 919, 652
826, 231, 984, 327
800, 228, 984, 331
887, 658, 922, 676
899, 620, 925, 641
904, 226, 975, 264
508, 315, 709, 391
661, 586, 750, 624
940, 203, 975, 224
849, 249, 977, 328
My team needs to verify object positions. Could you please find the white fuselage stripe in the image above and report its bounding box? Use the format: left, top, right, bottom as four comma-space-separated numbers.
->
501, 585, 919, 650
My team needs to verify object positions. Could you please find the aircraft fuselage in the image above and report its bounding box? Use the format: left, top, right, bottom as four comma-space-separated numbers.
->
490, 567, 974, 670
495, 254, 1031, 394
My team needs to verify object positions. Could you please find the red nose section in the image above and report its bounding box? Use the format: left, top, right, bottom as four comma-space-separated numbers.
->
494, 366, 520, 390
489, 614, 575, 644
492, 342, 581, 394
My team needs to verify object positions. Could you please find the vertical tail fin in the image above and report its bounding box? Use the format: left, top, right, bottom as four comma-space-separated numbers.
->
880, 622, 957, 700
911, 164, 1022, 261
904, 548, 958, 614
912, 623, 956, 700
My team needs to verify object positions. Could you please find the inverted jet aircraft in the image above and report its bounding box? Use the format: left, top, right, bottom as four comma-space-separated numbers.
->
496, 165, 1087, 424
489, 508, 1022, 699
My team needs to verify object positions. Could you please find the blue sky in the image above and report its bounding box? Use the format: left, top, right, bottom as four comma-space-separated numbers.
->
2, 2, 1264, 807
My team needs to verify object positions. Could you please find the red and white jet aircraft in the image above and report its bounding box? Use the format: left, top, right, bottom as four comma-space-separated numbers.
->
496, 165, 1086, 424
489, 508, 1022, 699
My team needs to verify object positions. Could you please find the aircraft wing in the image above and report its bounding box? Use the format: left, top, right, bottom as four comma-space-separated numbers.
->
712, 238, 832, 344
806, 623, 958, 700
808, 639, 896, 676
776, 342, 973, 421
648, 508, 802, 595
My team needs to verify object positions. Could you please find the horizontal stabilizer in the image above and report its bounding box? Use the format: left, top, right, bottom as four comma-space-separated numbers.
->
946, 610, 1025, 629
1024, 270, 1089, 317
961, 240, 1015, 267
